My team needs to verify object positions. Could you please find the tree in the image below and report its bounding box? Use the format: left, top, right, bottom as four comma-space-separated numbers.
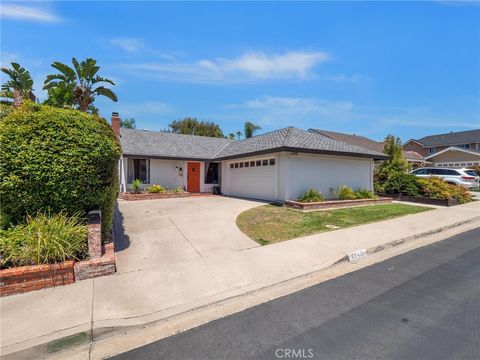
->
43, 57, 117, 112
375, 135, 411, 185
1, 63, 34, 104
121, 118, 136, 129
236, 131, 243, 140
244, 121, 261, 138
169, 117, 224, 137
228, 133, 235, 140
43, 82, 75, 109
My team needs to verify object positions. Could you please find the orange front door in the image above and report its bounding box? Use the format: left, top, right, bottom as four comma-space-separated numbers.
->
187, 162, 201, 193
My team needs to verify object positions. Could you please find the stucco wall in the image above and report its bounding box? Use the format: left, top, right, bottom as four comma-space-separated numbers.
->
287, 153, 373, 201
149, 159, 185, 189
428, 150, 480, 163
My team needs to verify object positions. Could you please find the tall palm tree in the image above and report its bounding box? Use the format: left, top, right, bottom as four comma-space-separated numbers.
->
43, 57, 117, 112
1, 63, 34, 104
236, 131, 243, 140
244, 121, 261, 138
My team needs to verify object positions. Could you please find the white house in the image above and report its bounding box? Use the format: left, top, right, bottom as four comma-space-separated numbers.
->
111, 113, 388, 202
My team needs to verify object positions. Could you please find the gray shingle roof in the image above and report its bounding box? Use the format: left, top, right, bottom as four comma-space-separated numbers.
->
414, 129, 480, 147
120, 128, 231, 160
120, 127, 388, 160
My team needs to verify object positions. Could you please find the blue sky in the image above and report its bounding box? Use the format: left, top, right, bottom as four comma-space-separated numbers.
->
1, 1, 479, 141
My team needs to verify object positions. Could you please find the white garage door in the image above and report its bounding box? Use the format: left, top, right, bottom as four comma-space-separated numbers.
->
224, 158, 276, 201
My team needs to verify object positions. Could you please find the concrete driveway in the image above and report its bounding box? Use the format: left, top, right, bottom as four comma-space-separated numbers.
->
114, 196, 263, 273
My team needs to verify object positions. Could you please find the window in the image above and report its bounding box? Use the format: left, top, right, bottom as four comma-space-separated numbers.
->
230, 164, 234, 169
250, 161, 255, 167
428, 147, 436, 154
412, 168, 427, 175
127, 158, 150, 183
269, 158, 275, 165
234, 163, 239, 168
256, 160, 261, 166
262, 159, 268, 166
245, 162, 249, 168
458, 144, 470, 149
205, 162, 219, 184
240, 162, 244, 168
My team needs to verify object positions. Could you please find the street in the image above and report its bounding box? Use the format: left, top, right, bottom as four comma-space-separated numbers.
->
111, 227, 480, 360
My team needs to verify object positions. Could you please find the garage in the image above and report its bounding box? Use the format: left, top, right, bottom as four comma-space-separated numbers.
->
222, 157, 277, 201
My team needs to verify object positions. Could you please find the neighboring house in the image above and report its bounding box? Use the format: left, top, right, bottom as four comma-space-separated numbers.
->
403, 129, 480, 168
309, 129, 426, 167
111, 113, 387, 202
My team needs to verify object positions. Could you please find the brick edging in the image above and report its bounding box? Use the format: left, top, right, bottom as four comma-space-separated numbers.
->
286, 197, 393, 211
118, 192, 190, 201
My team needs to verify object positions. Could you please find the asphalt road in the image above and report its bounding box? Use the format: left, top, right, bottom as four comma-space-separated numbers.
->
111, 227, 480, 360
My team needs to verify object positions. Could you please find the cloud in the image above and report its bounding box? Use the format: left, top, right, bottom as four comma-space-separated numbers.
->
0, 4, 60, 23
121, 51, 330, 83
109, 38, 144, 53
225, 96, 355, 127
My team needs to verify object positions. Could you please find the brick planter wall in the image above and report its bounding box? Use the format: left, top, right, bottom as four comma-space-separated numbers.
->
1, 210, 116, 297
377, 193, 458, 207
286, 197, 393, 211
0, 261, 74, 297
118, 192, 190, 201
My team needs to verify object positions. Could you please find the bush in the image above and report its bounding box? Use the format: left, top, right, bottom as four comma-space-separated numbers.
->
130, 179, 142, 193
380, 173, 421, 196
418, 177, 472, 204
0, 103, 121, 239
147, 184, 165, 193
335, 185, 357, 200
298, 189, 324, 203
355, 188, 375, 199
0, 212, 88, 268
172, 186, 184, 193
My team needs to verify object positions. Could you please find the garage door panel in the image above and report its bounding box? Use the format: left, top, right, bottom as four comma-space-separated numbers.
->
225, 163, 276, 201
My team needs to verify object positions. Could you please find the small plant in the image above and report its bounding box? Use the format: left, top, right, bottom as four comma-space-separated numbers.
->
354, 188, 375, 199
0, 212, 88, 268
131, 179, 142, 193
298, 189, 324, 203
147, 184, 165, 193
335, 185, 357, 200
172, 186, 184, 193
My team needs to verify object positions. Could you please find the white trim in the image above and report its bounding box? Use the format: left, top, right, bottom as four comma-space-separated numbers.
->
424, 146, 480, 160
404, 139, 425, 147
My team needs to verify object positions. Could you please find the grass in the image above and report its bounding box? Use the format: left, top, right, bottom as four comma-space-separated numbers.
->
236, 203, 432, 244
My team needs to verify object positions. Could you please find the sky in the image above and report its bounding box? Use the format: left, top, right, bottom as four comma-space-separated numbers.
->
1, 1, 479, 141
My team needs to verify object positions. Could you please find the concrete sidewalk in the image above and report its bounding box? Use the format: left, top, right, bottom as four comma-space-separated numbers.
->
1, 201, 479, 358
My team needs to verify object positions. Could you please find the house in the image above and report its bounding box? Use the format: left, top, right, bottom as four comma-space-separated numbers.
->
309, 129, 426, 167
403, 129, 480, 168
111, 113, 388, 202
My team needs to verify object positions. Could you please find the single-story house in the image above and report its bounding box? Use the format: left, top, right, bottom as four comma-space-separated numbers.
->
403, 129, 480, 168
111, 113, 388, 202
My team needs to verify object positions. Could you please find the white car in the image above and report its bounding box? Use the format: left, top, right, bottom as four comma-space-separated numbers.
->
410, 167, 479, 189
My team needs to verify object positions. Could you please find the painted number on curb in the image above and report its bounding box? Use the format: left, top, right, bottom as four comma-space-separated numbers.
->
348, 249, 367, 262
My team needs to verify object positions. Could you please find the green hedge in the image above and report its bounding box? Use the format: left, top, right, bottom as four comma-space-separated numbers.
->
0, 102, 121, 239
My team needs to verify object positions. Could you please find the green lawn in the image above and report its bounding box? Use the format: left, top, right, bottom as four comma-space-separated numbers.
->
236, 203, 432, 245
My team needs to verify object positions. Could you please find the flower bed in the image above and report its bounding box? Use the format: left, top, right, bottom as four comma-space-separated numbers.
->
0, 210, 116, 297
286, 197, 392, 211
118, 191, 190, 201
377, 193, 458, 207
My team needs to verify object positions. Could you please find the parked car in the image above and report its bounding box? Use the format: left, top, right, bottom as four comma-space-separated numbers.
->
410, 167, 480, 189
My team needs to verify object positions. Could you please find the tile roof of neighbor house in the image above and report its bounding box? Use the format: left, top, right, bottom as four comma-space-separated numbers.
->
120, 127, 388, 161
411, 129, 480, 147
309, 129, 425, 161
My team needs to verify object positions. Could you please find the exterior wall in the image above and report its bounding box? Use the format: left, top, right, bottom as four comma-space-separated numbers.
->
403, 141, 427, 156
287, 153, 373, 201
429, 150, 480, 163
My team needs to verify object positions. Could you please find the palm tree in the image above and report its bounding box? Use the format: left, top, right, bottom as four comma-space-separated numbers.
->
1, 63, 34, 104
43, 57, 117, 112
244, 121, 261, 138
236, 131, 243, 140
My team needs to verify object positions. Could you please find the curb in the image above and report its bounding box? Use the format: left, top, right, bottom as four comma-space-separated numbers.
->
3, 215, 480, 360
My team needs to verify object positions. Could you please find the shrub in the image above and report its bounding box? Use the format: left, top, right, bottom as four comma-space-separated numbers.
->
468, 165, 480, 176
147, 184, 165, 193
381, 173, 421, 196
335, 185, 357, 200
131, 179, 142, 193
418, 177, 472, 204
0, 102, 121, 239
0, 212, 88, 268
298, 189, 324, 203
172, 186, 184, 193
354, 188, 375, 199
